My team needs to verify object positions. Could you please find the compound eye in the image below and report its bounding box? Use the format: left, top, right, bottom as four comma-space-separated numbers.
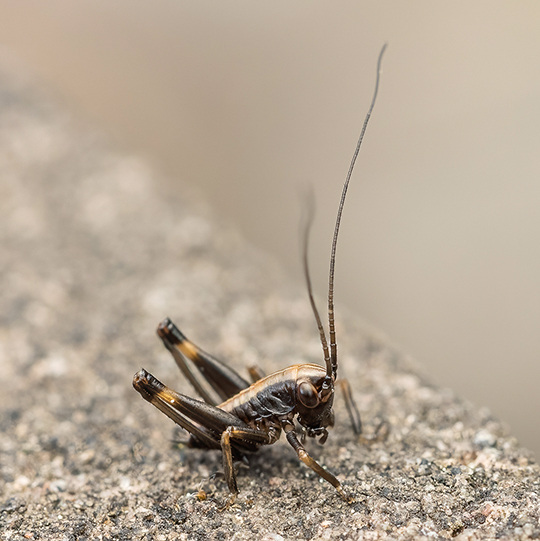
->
298, 381, 320, 408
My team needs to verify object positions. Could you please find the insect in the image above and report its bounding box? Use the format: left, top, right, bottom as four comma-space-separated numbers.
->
133, 44, 387, 506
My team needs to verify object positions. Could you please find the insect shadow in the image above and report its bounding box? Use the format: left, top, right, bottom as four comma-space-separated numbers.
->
133, 44, 388, 508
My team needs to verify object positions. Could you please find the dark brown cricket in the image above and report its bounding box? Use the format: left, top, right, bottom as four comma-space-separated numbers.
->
133, 44, 387, 507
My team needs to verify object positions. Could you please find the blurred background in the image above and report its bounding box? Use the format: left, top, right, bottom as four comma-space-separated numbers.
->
1, 1, 539, 455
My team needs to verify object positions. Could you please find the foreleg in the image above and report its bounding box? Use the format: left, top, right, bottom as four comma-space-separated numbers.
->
336, 379, 362, 435
282, 422, 353, 503
336, 379, 388, 443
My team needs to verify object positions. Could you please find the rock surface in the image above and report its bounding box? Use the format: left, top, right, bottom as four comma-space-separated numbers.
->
0, 55, 539, 541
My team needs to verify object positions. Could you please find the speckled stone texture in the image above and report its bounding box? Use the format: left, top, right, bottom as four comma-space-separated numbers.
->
1, 55, 539, 541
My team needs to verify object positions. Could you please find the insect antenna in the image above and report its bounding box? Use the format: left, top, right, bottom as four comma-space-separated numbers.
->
301, 188, 331, 377
327, 44, 387, 379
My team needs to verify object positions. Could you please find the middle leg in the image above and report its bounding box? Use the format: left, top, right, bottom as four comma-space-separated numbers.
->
219, 425, 275, 508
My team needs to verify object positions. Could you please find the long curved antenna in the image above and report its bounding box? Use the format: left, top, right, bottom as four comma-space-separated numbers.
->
328, 44, 387, 379
301, 188, 331, 376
